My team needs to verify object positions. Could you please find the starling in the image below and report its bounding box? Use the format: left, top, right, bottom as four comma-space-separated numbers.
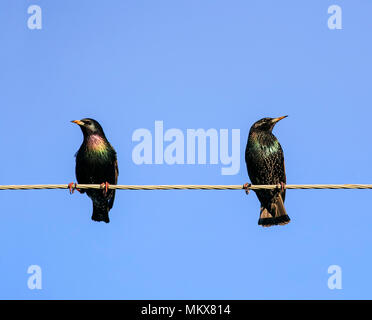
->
70, 118, 118, 223
244, 116, 290, 227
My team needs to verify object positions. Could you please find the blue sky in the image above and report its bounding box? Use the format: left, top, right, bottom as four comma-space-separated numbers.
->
0, 0, 372, 299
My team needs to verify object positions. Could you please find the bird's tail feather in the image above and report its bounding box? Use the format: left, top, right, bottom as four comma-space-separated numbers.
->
258, 195, 290, 227
92, 203, 110, 223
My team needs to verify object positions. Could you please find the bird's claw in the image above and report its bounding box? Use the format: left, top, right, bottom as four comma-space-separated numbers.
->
68, 182, 83, 194
101, 182, 110, 195
243, 183, 252, 195
68, 182, 77, 194
280, 182, 286, 192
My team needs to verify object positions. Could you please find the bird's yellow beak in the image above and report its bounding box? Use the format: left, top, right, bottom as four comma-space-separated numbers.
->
71, 120, 85, 126
272, 115, 288, 123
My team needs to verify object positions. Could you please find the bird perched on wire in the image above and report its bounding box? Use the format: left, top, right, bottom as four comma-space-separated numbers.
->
70, 118, 118, 223
244, 116, 290, 227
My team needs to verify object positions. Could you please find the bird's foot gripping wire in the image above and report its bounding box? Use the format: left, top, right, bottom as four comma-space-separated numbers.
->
100, 182, 110, 195
279, 182, 286, 192
68, 182, 83, 194
243, 183, 252, 195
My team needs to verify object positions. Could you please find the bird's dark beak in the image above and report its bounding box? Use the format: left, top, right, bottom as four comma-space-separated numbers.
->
71, 120, 85, 126
272, 115, 288, 124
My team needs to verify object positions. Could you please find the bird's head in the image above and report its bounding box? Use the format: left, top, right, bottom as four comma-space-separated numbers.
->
250, 116, 288, 133
71, 118, 105, 137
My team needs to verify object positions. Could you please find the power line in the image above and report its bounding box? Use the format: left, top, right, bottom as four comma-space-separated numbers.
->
0, 184, 372, 191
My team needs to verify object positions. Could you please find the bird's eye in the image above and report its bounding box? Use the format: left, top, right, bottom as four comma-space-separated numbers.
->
85, 121, 91, 126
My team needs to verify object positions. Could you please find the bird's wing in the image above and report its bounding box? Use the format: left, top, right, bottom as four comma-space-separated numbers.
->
75, 150, 87, 183
277, 145, 286, 201
114, 159, 119, 183
108, 159, 118, 210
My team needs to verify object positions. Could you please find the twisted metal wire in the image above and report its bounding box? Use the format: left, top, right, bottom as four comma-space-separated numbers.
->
0, 184, 372, 191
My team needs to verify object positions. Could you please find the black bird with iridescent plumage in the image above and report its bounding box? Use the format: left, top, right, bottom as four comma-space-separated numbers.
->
70, 118, 118, 223
245, 116, 290, 227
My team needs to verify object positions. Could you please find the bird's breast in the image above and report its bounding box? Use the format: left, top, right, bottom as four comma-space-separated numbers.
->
87, 135, 107, 152
248, 135, 280, 157
260, 142, 280, 156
